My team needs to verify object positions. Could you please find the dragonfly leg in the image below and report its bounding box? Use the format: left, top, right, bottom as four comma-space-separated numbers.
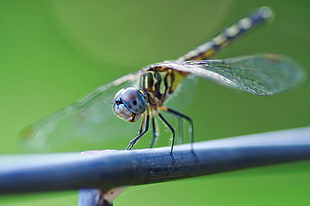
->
178, 117, 184, 145
160, 107, 194, 151
138, 114, 145, 134
157, 112, 175, 154
149, 116, 158, 148
126, 114, 150, 150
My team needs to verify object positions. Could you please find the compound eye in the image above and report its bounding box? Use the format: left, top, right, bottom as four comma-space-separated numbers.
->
112, 87, 146, 122
125, 93, 146, 115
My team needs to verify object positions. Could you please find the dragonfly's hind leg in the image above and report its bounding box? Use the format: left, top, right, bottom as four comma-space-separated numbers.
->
157, 112, 175, 154
126, 114, 150, 150
159, 106, 194, 151
178, 117, 184, 145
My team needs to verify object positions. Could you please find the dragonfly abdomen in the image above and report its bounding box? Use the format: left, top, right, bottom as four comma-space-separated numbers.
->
179, 7, 273, 61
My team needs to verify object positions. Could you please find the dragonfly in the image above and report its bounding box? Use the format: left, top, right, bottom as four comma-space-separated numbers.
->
20, 7, 304, 153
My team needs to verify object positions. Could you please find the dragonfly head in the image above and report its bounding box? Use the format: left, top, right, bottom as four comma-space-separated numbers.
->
113, 87, 146, 122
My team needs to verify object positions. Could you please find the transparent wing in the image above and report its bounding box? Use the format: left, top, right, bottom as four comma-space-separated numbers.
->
19, 72, 142, 153
158, 54, 305, 95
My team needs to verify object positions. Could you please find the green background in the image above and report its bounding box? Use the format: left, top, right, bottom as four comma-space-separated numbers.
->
0, 0, 309, 205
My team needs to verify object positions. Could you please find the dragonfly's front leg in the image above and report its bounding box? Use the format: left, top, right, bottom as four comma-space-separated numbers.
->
126, 114, 150, 150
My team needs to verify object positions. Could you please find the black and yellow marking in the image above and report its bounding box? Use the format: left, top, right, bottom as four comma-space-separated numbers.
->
140, 66, 187, 106
179, 7, 273, 61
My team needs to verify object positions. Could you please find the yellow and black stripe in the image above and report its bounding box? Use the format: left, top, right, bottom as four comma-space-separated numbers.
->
140, 66, 186, 105
178, 7, 273, 61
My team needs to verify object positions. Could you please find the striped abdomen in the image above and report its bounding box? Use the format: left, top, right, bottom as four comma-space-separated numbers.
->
178, 7, 273, 61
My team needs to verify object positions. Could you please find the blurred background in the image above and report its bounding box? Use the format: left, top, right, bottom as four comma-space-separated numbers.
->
0, 0, 309, 205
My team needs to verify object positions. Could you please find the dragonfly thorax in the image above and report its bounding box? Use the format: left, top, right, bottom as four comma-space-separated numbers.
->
139, 67, 186, 107
112, 87, 146, 122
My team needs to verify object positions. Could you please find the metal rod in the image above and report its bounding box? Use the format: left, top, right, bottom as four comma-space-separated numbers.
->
0, 127, 309, 195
